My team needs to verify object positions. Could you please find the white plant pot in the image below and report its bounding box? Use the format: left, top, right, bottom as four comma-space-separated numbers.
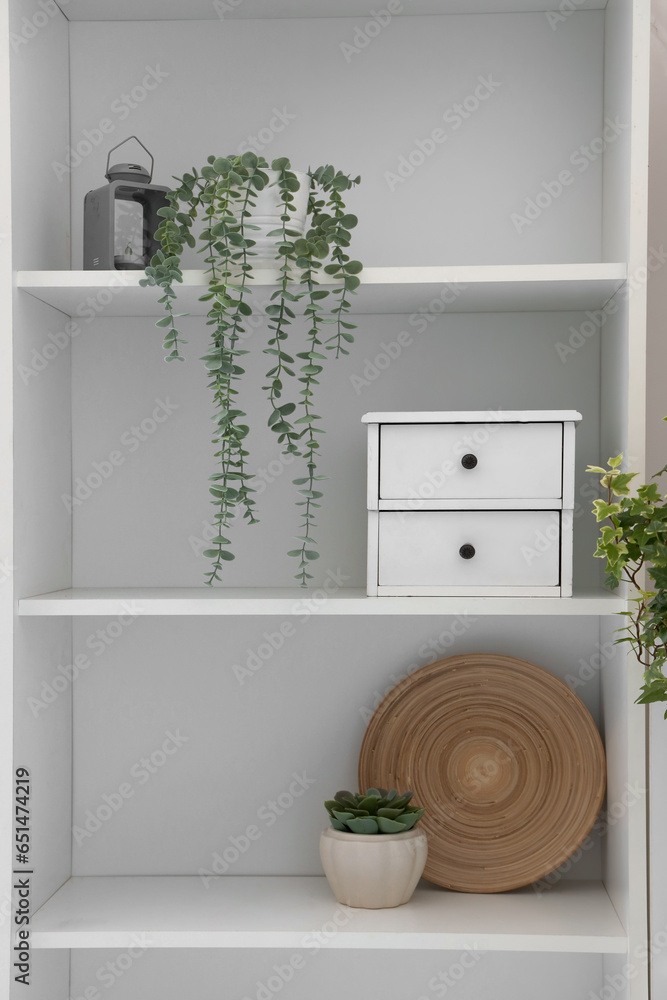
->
236, 169, 310, 261
320, 828, 428, 909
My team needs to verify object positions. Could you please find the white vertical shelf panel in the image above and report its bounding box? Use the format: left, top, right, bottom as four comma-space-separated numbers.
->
9, 14, 75, 981
0, 1, 13, 996
601, 4, 651, 1000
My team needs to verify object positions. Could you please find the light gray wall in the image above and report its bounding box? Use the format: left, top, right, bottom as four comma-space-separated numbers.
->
71, 950, 602, 1000
72, 614, 603, 877
67, 12, 605, 269
70, 311, 603, 590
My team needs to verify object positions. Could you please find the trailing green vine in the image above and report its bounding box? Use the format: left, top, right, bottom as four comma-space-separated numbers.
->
141, 154, 361, 586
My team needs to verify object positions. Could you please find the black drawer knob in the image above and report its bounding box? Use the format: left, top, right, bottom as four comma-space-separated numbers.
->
461, 453, 478, 470
459, 544, 476, 560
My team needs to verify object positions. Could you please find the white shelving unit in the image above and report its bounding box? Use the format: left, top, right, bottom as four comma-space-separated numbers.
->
31, 877, 627, 954
17, 588, 626, 617
0, 1, 652, 999
16, 264, 627, 315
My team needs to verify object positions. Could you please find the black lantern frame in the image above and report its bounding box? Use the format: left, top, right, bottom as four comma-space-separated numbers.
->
83, 137, 170, 271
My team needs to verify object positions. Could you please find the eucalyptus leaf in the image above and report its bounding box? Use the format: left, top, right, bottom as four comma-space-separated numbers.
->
150, 153, 362, 584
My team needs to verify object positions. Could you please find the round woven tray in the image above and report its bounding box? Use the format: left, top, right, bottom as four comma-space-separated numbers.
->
358, 654, 606, 893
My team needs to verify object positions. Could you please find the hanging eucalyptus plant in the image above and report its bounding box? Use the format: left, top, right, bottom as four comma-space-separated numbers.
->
141, 154, 362, 586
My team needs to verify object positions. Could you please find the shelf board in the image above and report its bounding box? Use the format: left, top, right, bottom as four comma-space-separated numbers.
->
18, 587, 626, 617
30, 876, 626, 953
17, 264, 627, 318
59, 1, 608, 21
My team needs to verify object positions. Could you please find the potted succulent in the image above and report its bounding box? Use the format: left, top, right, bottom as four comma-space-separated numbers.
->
142, 154, 362, 586
320, 789, 427, 908
588, 435, 667, 711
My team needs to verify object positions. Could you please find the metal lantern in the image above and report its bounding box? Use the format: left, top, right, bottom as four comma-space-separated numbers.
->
83, 137, 170, 270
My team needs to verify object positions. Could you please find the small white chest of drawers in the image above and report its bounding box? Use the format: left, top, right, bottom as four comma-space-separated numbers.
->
363, 410, 582, 598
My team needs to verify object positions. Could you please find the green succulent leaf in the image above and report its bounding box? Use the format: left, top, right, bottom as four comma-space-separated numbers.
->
325, 789, 424, 833
394, 812, 422, 830
376, 817, 409, 834
346, 817, 379, 834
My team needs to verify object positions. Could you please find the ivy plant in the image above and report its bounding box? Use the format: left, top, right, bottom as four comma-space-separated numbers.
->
141, 154, 362, 586
588, 435, 667, 712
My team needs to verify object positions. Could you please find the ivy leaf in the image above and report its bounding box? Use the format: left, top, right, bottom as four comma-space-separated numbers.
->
593, 500, 622, 522
610, 472, 638, 496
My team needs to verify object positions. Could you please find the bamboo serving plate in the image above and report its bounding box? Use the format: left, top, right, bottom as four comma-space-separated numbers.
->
358, 654, 606, 893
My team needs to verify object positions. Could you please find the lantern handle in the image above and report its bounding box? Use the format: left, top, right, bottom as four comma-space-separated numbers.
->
105, 137, 154, 181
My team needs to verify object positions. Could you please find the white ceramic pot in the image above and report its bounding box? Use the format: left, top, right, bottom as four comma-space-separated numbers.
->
320, 828, 428, 909
236, 169, 310, 260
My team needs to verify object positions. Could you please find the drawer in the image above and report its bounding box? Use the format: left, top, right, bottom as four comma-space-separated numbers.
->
377, 510, 561, 588
379, 422, 563, 500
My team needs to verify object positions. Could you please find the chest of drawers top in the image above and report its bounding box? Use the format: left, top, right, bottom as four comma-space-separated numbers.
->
364, 410, 582, 508
361, 410, 583, 424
